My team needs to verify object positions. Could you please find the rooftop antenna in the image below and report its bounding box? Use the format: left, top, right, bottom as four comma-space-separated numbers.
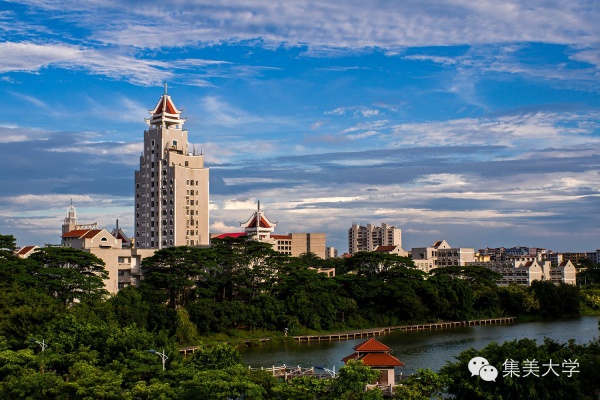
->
258, 200, 260, 211
164, 82, 168, 95
116, 219, 119, 230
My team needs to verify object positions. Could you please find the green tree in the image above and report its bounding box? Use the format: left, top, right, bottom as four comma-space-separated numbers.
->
329, 360, 382, 400
141, 246, 216, 308
188, 344, 243, 370
0, 234, 17, 255
28, 247, 109, 305
440, 338, 592, 400
393, 368, 448, 399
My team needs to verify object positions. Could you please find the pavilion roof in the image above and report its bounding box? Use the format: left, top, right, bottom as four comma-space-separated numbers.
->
353, 338, 392, 352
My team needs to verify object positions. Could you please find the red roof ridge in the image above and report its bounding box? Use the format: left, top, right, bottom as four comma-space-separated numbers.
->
353, 338, 392, 352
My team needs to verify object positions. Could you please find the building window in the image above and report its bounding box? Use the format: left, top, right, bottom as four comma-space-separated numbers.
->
185, 161, 189, 167
172, 140, 178, 147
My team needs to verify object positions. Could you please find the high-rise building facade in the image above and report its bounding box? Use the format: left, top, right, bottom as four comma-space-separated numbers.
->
135, 88, 209, 249
348, 223, 402, 255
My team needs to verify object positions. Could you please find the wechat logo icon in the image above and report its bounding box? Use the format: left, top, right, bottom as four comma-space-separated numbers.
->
469, 357, 498, 382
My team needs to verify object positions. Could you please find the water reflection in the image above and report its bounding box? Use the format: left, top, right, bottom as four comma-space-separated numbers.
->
239, 317, 599, 374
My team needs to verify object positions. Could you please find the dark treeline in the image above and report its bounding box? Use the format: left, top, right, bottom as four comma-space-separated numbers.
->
137, 237, 582, 336
1, 233, 598, 399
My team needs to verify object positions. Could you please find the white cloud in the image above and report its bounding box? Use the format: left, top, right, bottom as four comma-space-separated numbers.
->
0, 126, 50, 143
210, 220, 241, 233
359, 109, 380, 118
324, 107, 347, 116
2, 194, 94, 207
14, 1, 600, 52
223, 198, 258, 210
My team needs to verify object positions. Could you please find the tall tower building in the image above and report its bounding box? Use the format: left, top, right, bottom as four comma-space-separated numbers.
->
134, 87, 209, 249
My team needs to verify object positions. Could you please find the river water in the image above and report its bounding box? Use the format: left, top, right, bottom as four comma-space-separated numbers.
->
239, 317, 600, 375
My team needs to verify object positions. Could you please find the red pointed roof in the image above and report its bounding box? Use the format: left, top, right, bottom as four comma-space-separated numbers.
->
343, 338, 404, 367
146, 93, 185, 127
353, 338, 392, 352
247, 215, 272, 229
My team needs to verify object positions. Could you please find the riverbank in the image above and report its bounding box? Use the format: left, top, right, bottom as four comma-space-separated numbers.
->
193, 317, 516, 350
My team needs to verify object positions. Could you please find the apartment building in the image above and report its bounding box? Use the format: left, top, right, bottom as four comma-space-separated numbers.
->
468, 257, 576, 286
411, 240, 475, 272
135, 87, 209, 249
348, 223, 404, 256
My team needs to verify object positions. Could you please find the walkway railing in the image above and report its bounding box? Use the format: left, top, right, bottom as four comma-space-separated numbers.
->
293, 317, 516, 342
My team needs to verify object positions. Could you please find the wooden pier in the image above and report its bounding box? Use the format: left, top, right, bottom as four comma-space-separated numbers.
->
293, 317, 515, 343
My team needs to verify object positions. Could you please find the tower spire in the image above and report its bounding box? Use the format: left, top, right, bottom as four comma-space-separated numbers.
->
164, 82, 168, 95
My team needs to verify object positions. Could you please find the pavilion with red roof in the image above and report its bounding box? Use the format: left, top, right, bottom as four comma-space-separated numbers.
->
342, 338, 404, 386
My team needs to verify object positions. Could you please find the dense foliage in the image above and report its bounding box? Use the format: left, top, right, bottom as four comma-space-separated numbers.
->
0, 232, 595, 399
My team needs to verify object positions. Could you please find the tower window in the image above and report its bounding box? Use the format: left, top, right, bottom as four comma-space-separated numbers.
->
185, 161, 189, 167
172, 140, 178, 147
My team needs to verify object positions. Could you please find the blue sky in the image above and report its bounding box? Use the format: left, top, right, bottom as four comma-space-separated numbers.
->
1, 0, 599, 253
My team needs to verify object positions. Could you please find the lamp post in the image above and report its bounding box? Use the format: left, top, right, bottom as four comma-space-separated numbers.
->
148, 349, 168, 371
29, 339, 48, 352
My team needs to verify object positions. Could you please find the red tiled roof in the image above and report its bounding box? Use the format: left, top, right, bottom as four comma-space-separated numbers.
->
213, 232, 247, 239
375, 245, 396, 252
354, 338, 392, 352
433, 240, 442, 247
342, 352, 404, 367
17, 245, 36, 255
360, 352, 404, 367
62, 229, 91, 238
81, 230, 103, 239
62, 229, 102, 239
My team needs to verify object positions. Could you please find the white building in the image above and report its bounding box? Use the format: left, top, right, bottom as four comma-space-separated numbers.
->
60, 204, 156, 293
135, 87, 209, 249
348, 223, 404, 256
469, 257, 577, 286
411, 240, 475, 273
